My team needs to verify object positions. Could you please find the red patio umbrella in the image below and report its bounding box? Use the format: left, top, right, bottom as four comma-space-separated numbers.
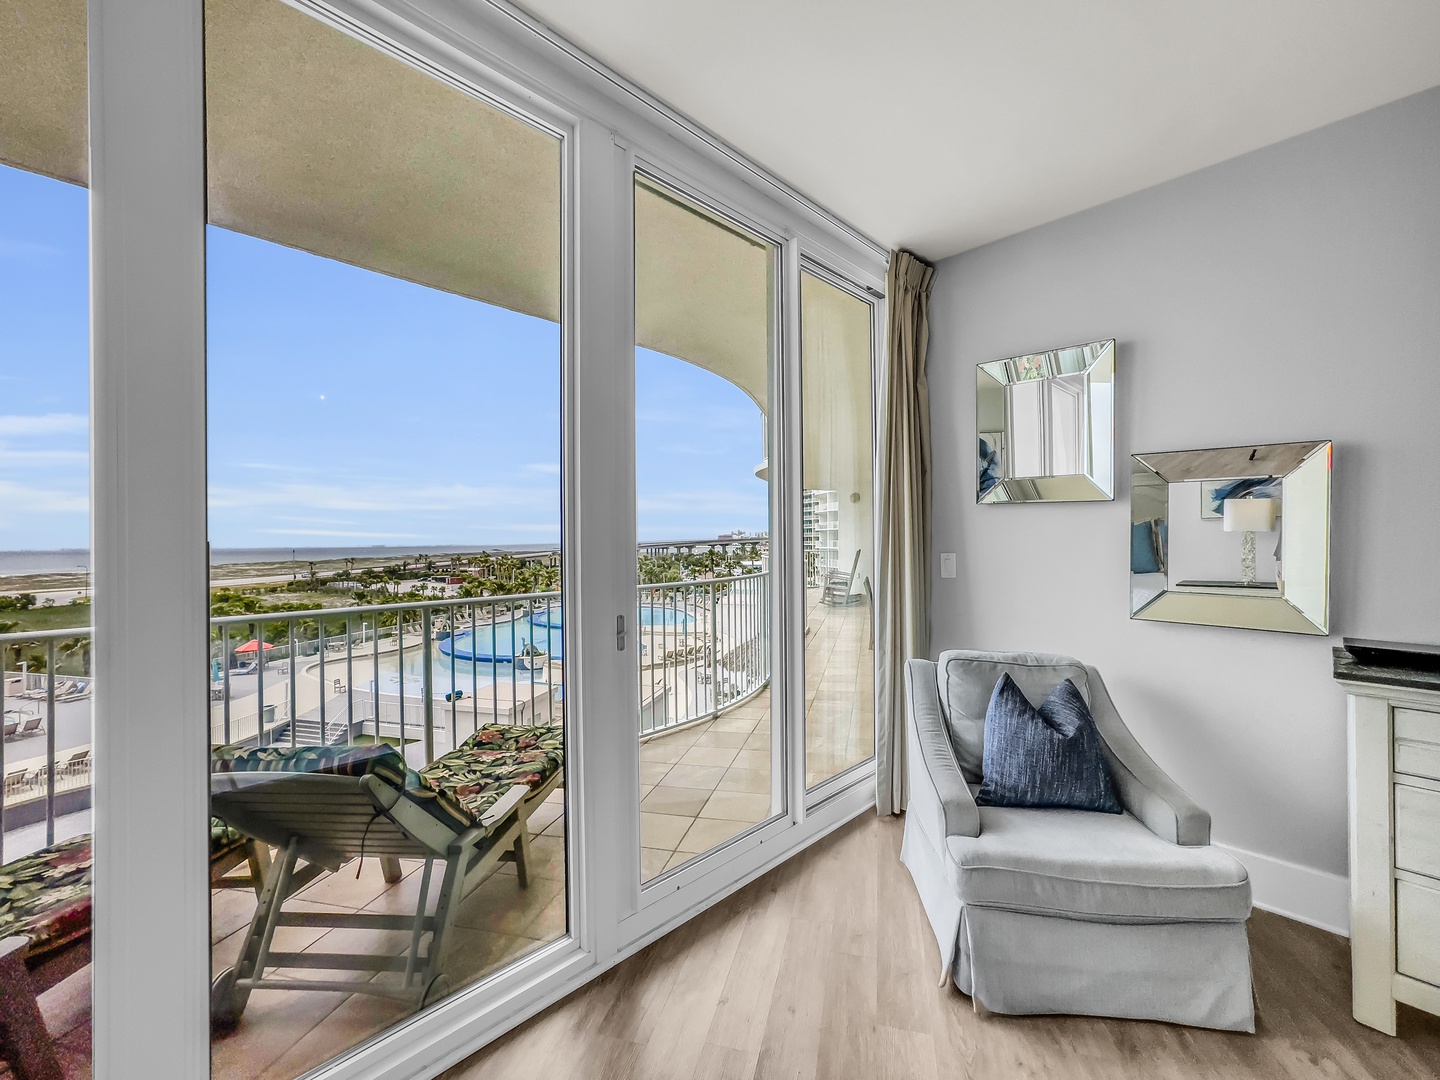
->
233, 639, 275, 654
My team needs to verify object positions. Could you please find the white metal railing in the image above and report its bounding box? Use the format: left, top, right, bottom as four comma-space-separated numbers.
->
208, 591, 564, 763
1, 626, 93, 860
637, 572, 770, 735
0, 570, 771, 860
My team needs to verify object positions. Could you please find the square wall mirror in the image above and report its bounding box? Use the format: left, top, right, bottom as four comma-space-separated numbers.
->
977, 338, 1115, 503
1130, 440, 1332, 635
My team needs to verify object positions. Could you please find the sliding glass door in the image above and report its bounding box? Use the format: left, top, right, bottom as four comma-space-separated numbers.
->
800, 268, 877, 790
632, 174, 780, 881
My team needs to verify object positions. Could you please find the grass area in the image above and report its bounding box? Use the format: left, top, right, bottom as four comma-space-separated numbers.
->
0, 603, 91, 634
0, 605, 92, 677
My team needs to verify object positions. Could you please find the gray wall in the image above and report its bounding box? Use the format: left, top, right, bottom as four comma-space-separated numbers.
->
928, 85, 1440, 879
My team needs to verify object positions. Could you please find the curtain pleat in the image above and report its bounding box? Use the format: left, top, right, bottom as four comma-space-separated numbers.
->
875, 250, 935, 815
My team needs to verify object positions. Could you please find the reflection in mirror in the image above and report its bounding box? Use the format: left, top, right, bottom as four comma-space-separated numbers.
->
977, 339, 1115, 503
1130, 441, 1331, 635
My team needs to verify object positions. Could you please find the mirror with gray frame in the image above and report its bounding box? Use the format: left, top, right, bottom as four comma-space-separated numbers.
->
1130, 440, 1332, 635
977, 339, 1115, 503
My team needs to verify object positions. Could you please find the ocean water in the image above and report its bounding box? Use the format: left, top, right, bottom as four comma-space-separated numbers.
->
0, 543, 558, 577
0, 550, 91, 576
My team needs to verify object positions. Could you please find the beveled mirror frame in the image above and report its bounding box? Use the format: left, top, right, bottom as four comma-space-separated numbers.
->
1130, 440, 1332, 635
977, 338, 1116, 503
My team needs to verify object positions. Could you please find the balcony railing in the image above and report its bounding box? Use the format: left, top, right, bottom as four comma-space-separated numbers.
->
0, 570, 771, 861
637, 572, 770, 736
1, 626, 93, 861
209, 591, 566, 764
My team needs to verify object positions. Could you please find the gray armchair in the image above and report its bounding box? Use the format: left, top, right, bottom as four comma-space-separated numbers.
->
901, 650, 1255, 1032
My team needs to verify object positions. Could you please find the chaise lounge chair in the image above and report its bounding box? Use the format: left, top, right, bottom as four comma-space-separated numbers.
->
56, 681, 91, 703
16, 682, 71, 703
209, 726, 563, 1026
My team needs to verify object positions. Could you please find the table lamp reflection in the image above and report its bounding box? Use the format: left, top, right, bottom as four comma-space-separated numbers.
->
1223, 497, 1278, 586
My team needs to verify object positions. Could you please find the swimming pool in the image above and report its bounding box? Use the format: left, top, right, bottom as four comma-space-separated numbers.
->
438, 602, 696, 664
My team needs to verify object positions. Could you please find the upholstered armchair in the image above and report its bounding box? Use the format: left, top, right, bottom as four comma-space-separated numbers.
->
901, 650, 1255, 1032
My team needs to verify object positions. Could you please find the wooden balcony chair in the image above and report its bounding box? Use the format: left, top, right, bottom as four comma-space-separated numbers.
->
822, 550, 866, 607
209, 726, 563, 1027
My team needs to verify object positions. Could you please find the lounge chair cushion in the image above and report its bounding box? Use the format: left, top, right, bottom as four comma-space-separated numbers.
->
420, 725, 564, 820
0, 835, 92, 963
212, 743, 474, 830
0, 823, 256, 966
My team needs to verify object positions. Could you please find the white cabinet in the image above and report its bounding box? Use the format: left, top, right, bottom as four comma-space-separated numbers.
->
1341, 670, 1440, 1033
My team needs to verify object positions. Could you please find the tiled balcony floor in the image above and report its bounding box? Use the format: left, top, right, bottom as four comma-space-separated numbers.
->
639, 587, 874, 879
803, 587, 875, 787
639, 698, 774, 879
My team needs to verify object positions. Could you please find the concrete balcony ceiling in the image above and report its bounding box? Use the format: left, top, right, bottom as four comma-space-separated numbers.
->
0, 0, 797, 418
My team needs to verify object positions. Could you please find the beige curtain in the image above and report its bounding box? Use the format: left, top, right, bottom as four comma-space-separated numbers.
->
875, 250, 935, 815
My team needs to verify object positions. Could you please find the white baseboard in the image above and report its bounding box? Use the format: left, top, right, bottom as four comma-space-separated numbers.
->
1215, 842, 1350, 937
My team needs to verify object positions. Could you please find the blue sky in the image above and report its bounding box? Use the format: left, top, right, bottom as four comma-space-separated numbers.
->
0, 166, 90, 552
0, 162, 768, 552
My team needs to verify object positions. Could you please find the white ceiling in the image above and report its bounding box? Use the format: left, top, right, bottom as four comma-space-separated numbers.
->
518, 0, 1440, 261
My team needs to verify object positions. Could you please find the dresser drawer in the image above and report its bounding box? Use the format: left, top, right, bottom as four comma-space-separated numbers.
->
1395, 784, 1440, 880
1398, 879, 1440, 987
1395, 708, 1440, 782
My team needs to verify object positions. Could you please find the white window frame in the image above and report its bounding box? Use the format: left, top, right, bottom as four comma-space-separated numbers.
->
88, 2, 887, 1077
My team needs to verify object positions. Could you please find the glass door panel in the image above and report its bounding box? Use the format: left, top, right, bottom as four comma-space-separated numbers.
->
800, 270, 875, 788
204, 2, 565, 1075
633, 175, 777, 882
0, 1, 93, 1073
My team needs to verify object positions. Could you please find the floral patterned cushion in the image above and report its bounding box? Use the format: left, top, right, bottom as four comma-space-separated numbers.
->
0, 835, 92, 962
211, 742, 473, 831
211, 816, 247, 858
419, 725, 564, 821
0, 824, 249, 963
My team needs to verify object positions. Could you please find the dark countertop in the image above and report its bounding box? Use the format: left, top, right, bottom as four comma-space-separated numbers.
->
1333, 645, 1440, 694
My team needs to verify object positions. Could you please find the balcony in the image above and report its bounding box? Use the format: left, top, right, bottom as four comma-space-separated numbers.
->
0, 573, 875, 1079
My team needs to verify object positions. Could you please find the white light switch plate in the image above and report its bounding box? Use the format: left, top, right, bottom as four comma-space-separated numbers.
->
940, 552, 956, 579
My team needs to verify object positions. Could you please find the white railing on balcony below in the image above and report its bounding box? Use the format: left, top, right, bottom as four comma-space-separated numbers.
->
2, 627, 93, 862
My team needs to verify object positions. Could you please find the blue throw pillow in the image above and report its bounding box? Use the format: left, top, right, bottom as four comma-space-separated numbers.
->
1130, 520, 1161, 574
977, 673, 1123, 813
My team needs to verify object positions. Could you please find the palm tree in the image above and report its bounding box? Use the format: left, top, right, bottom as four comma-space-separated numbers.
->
0, 620, 19, 672
59, 636, 91, 675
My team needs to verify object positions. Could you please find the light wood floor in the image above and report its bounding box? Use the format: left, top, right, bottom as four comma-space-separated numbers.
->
444, 812, 1440, 1080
